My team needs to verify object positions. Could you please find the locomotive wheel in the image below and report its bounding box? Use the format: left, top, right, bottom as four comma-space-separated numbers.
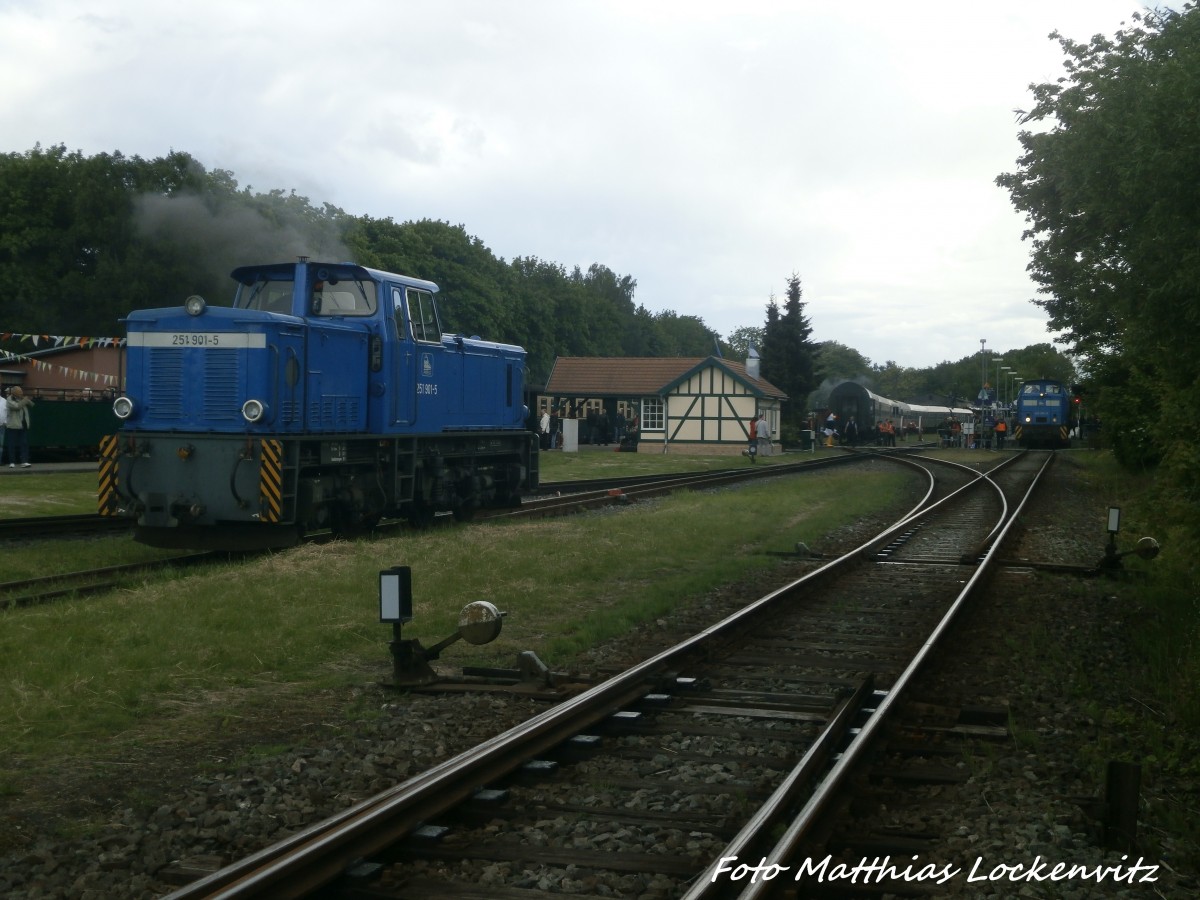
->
407, 502, 435, 529
330, 505, 379, 540
452, 504, 477, 523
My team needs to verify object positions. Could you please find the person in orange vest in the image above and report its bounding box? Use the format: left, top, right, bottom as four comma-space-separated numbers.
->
994, 416, 1008, 449
744, 416, 758, 461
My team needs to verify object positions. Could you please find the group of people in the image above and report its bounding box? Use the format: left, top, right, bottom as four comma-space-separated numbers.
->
938, 414, 1008, 449
744, 413, 772, 461
821, 413, 901, 447
1, 386, 34, 467
539, 405, 639, 451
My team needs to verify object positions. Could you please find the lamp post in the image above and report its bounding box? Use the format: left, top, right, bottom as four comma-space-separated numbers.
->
980, 339, 987, 395
992, 358, 1005, 407
1008, 372, 1020, 408
1000, 365, 1012, 407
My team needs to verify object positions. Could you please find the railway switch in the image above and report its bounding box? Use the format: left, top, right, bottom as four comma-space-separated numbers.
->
1099, 507, 1161, 572
379, 566, 506, 685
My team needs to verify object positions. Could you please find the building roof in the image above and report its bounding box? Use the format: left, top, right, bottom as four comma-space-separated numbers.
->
545, 356, 788, 400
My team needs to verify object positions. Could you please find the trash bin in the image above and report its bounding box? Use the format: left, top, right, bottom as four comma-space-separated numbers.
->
801, 430, 814, 451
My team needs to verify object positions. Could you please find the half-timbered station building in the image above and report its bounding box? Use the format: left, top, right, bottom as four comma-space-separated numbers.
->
541, 354, 787, 454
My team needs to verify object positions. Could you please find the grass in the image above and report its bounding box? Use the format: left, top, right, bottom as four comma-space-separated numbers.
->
536, 444, 829, 480
1067, 451, 1200, 728
0, 470, 102, 518
0, 456, 909, 779
0, 470, 185, 600
1050, 450, 1200, 869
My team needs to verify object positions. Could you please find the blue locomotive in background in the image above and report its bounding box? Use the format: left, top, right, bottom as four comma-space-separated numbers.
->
1013, 378, 1072, 448
100, 258, 538, 548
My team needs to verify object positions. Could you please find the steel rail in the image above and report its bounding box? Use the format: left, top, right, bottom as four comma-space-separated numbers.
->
675, 453, 1034, 899
0, 553, 219, 609
856, 450, 1030, 560
0, 512, 132, 541
722, 450, 1055, 900
161, 460, 939, 899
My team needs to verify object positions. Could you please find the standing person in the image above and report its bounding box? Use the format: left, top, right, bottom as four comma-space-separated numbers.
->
823, 412, 837, 447
539, 408, 550, 450
6, 386, 33, 467
744, 416, 758, 461
756, 413, 772, 458
844, 416, 859, 446
0, 386, 6, 465
994, 416, 1007, 449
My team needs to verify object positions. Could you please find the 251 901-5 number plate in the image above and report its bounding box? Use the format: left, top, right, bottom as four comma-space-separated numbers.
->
127, 333, 267, 348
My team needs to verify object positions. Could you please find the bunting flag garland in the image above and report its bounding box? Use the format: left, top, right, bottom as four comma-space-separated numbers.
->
1, 332, 126, 388
0, 332, 126, 348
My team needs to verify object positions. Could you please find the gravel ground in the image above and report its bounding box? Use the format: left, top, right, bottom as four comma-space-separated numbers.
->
0, 452, 1195, 899
821, 453, 1199, 898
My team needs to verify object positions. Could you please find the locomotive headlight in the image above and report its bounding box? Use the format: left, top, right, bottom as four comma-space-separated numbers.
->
241, 399, 268, 423
113, 396, 135, 420
184, 295, 207, 316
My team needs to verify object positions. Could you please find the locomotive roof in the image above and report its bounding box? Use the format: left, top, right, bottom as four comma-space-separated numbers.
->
230, 261, 439, 293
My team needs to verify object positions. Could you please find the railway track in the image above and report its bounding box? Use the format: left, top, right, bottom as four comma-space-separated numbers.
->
0, 457, 839, 542
158, 450, 1055, 899
2, 455, 866, 607
0, 511, 132, 541
0, 552, 232, 610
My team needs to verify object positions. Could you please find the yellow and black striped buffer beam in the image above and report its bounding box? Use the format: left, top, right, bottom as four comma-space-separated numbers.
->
98, 434, 119, 516
259, 439, 284, 523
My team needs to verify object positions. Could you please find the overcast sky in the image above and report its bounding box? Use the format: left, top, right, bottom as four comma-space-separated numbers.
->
1, 0, 1149, 368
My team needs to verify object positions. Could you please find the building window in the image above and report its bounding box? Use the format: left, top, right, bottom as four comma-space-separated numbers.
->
641, 396, 664, 431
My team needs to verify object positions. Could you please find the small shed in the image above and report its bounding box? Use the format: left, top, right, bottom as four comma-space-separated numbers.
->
542, 355, 787, 454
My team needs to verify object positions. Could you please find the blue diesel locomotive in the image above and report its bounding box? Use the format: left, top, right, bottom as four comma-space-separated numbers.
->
1013, 378, 1071, 448
100, 259, 538, 549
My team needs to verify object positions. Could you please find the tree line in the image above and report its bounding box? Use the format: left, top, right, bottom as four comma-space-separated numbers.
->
996, 3, 1200, 541
0, 142, 1071, 435
0, 144, 719, 381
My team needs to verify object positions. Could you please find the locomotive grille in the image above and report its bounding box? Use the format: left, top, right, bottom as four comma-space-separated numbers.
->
147, 348, 184, 417
203, 350, 241, 421
144, 347, 243, 423
310, 396, 361, 430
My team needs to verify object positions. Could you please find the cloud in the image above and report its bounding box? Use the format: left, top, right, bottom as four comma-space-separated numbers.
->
0, 0, 1148, 366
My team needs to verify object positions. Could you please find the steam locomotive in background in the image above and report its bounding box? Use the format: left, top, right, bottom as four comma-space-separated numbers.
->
824, 380, 973, 437
100, 259, 538, 549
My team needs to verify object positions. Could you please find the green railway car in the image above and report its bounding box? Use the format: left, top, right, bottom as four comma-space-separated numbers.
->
23, 393, 118, 461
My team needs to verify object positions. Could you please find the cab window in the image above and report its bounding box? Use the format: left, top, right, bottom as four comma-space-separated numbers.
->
311, 278, 377, 316
408, 288, 441, 342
